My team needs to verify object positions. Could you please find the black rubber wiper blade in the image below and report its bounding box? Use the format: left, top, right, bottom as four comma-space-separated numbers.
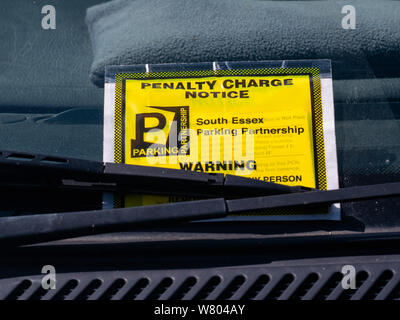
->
0, 150, 216, 183
227, 182, 400, 213
0, 150, 306, 197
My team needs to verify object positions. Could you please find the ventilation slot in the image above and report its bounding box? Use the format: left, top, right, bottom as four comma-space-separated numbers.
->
265, 274, 295, 300
145, 278, 173, 300
289, 273, 319, 300
386, 279, 400, 300
41, 156, 68, 164
193, 276, 222, 300
99, 279, 126, 300
28, 286, 49, 300
169, 277, 197, 300
5, 280, 32, 300
362, 270, 394, 300
5, 153, 35, 161
52, 279, 79, 300
217, 275, 246, 300
122, 278, 150, 300
314, 272, 343, 300
75, 279, 102, 300
241, 275, 270, 300
338, 271, 369, 300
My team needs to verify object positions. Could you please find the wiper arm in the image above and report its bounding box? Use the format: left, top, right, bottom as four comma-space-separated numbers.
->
0, 199, 226, 245
0, 182, 399, 246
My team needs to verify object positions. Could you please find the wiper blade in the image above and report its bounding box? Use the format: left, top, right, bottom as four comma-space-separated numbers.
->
227, 181, 400, 213
0, 182, 399, 245
0, 150, 310, 198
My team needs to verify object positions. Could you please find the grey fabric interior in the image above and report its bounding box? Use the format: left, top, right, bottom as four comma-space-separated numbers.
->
0, 0, 105, 109
86, 0, 400, 87
0, 0, 106, 160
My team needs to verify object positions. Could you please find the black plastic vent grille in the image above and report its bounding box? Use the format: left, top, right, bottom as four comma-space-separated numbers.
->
1, 257, 400, 300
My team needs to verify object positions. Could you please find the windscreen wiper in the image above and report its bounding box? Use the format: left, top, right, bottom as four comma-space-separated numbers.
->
0, 180, 400, 245
0, 150, 311, 199
0, 150, 400, 245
